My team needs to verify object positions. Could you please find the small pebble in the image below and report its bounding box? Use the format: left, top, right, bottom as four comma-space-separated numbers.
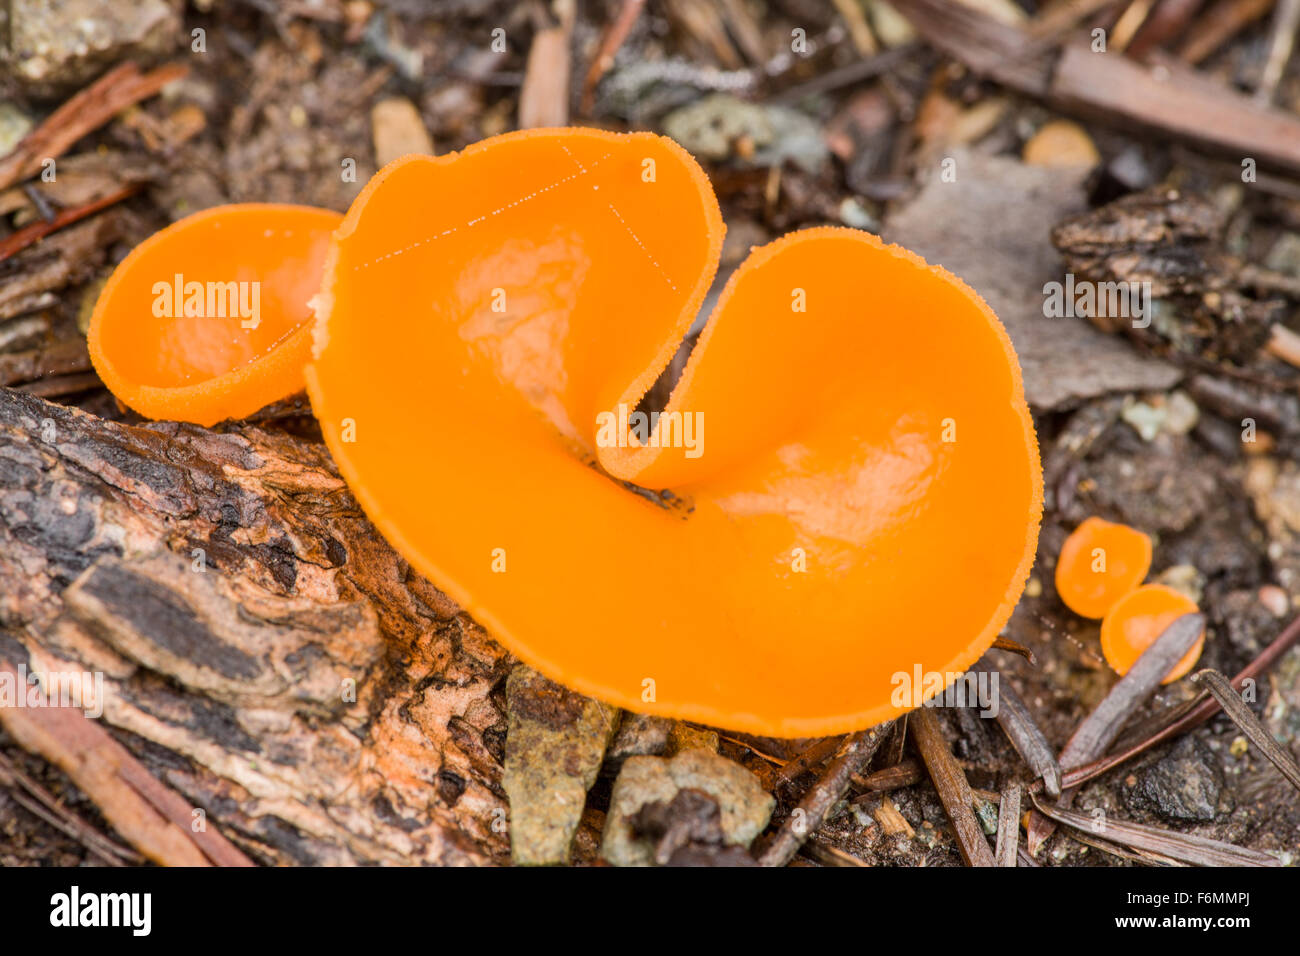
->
1259, 584, 1289, 618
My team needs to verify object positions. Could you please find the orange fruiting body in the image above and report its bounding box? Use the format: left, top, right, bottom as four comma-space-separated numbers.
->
1100, 583, 1204, 684
88, 203, 342, 426
305, 128, 1043, 737
1055, 516, 1152, 619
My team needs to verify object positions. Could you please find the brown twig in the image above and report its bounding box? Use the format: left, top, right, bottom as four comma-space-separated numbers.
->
579, 0, 647, 115
771, 735, 846, 788
1028, 0, 1123, 43
976, 657, 1062, 796
1031, 794, 1280, 866
1127, 0, 1208, 58
0, 750, 139, 866
992, 635, 1037, 663
0, 62, 187, 193
757, 720, 894, 867
1193, 669, 1300, 790
895, 0, 1300, 173
0, 655, 255, 867
0, 183, 141, 264
1110, 0, 1160, 52
995, 783, 1022, 867
1255, 0, 1300, 102
851, 756, 923, 795
910, 707, 996, 866
1177, 0, 1276, 63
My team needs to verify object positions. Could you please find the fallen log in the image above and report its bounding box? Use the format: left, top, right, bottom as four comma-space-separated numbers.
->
0, 387, 511, 865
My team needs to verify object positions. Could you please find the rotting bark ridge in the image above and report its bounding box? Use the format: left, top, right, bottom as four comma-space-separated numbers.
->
0, 387, 512, 865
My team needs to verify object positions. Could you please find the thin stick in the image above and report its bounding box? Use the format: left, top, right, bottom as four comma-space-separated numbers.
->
757, 720, 893, 867
0, 750, 138, 865
978, 659, 1062, 796
771, 735, 846, 787
1255, 0, 1300, 103
911, 707, 996, 866
1031, 794, 1280, 866
0, 62, 186, 192
579, 0, 646, 115
1178, 0, 1276, 63
851, 757, 924, 797
995, 783, 1021, 867
0, 655, 254, 867
0, 184, 140, 263
1193, 669, 1300, 790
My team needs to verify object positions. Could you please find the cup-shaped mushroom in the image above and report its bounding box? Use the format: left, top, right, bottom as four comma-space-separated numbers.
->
306, 128, 1044, 736
89, 204, 342, 426
1055, 516, 1153, 619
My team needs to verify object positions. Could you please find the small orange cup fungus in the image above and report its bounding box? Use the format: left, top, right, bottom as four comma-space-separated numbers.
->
88, 203, 342, 426
305, 128, 1043, 737
1100, 583, 1204, 684
1054, 516, 1152, 619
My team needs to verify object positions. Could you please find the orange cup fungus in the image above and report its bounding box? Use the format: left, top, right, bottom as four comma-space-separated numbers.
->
1054, 516, 1152, 619
1100, 583, 1204, 684
88, 203, 342, 426
304, 128, 1043, 736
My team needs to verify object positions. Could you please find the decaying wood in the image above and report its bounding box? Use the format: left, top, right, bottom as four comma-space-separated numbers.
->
0, 339, 92, 388
0, 213, 129, 323
0, 388, 513, 865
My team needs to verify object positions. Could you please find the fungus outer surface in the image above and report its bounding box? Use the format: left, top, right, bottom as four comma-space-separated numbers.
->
305, 128, 1044, 737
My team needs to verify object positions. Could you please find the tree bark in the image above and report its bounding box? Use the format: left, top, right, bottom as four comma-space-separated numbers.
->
0, 387, 511, 865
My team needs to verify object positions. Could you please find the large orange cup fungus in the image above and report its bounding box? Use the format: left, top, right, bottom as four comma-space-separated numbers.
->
305, 128, 1042, 737
1101, 583, 1204, 684
88, 203, 342, 426
1054, 516, 1152, 619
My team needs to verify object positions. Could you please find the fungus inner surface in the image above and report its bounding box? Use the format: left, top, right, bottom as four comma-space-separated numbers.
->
94, 205, 339, 389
